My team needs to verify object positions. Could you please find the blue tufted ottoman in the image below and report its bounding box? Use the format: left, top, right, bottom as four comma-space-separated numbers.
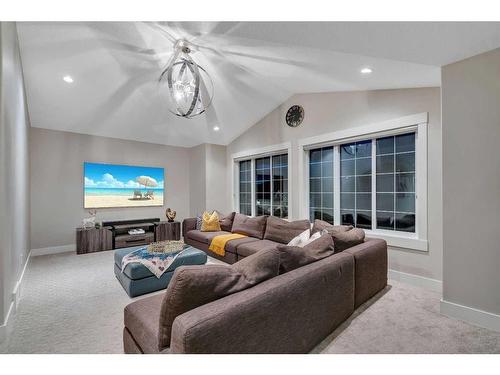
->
114, 245, 207, 297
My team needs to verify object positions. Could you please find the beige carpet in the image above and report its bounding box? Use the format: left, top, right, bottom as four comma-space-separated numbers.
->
1, 250, 499, 354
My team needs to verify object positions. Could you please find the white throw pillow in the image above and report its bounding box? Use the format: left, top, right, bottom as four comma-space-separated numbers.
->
301, 230, 322, 247
287, 229, 325, 248
287, 229, 311, 247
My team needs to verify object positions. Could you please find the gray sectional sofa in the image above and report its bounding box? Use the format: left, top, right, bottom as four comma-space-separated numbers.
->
123, 213, 388, 354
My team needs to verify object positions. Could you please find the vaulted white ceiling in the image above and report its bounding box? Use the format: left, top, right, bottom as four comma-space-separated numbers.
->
17, 22, 500, 147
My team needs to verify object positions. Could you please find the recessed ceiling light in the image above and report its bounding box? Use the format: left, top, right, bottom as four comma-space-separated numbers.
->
63, 75, 74, 83
360, 68, 373, 74
213, 126, 220, 131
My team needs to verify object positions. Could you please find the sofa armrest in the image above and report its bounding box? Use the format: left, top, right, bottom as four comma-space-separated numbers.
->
344, 238, 387, 308
182, 218, 197, 237
170, 252, 354, 354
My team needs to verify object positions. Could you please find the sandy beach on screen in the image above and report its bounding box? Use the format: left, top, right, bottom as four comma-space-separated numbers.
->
85, 195, 164, 208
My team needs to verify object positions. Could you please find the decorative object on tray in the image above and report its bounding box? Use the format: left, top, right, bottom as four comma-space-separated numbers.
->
121, 245, 187, 278
147, 240, 186, 254
82, 209, 97, 229
128, 228, 145, 235
166, 208, 176, 222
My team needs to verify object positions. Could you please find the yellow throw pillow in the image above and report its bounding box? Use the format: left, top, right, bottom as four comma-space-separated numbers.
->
201, 211, 221, 232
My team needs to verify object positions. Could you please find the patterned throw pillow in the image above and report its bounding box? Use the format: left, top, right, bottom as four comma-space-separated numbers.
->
195, 215, 203, 230
201, 211, 221, 232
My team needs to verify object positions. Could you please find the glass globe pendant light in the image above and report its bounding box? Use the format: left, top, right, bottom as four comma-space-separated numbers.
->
159, 40, 214, 118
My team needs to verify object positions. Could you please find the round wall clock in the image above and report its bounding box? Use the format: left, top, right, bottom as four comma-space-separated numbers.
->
285, 105, 304, 127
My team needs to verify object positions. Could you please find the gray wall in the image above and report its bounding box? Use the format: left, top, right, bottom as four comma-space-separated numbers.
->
205, 144, 229, 214
227, 87, 443, 281
188, 143, 229, 216
30, 128, 191, 249
0, 23, 31, 325
442, 48, 500, 315
188, 144, 207, 217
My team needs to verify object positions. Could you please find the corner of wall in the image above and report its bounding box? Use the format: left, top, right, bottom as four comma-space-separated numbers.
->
0, 21, 32, 336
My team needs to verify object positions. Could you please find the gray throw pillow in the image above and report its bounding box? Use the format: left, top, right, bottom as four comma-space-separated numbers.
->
276, 233, 335, 274
216, 211, 236, 232
158, 248, 280, 349
263, 216, 311, 244
331, 228, 365, 252
231, 213, 268, 239
311, 219, 353, 235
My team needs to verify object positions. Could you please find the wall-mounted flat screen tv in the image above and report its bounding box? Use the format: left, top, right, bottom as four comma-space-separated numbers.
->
84, 162, 164, 208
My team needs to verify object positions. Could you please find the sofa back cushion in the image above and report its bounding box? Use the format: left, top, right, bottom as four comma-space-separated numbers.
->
276, 233, 335, 273
231, 213, 268, 239
311, 219, 365, 252
311, 219, 353, 235
216, 211, 236, 232
263, 216, 311, 244
158, 248, 280, 349
331, 228, 365, 252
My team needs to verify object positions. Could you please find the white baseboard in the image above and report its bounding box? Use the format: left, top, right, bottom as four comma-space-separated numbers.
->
389, 269, 442, 293
0, 302, 14, 343
30, 244, 75, 257
12, 252, 31, 309
440, 299, 500, 333
0, 252, 31, 344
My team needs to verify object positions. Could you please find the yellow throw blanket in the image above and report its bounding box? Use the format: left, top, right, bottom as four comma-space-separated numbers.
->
209, 233, 248, 256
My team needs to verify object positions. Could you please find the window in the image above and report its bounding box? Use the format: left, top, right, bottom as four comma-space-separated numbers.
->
237, 153, 288, 218
308, 131, 416, 234
255, 157, 271, 215
238, 160, 252, 215
376, 133, 416, 232
340, 140, 372, 229
271, 154, 288, 218
309, 146, 334, 224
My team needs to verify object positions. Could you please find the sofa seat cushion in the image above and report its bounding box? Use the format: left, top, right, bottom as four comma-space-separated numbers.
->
224, 236, 259, 254
158, 248, 280, 349
231, 213, 268, 239
186, 230, 230, 244
236, 239, 280, 258
124, 293, 163, 353
264, 216, 311, 244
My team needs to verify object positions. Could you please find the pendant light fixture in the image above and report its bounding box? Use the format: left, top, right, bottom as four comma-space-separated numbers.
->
159, 40, 214, 118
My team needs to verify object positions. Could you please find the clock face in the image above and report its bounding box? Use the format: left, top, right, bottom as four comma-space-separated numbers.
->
286, 105, 304, 127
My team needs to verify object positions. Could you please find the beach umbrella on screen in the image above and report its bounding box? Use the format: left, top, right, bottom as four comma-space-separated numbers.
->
136, 176, 158, 189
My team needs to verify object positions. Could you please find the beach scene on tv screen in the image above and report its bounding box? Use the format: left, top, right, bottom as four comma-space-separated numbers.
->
84, 162, 164, 208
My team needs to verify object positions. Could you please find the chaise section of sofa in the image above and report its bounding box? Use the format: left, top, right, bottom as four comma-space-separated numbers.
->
123, 234, 387, 354
170, 251, 354, 354
124, 251, 355, 354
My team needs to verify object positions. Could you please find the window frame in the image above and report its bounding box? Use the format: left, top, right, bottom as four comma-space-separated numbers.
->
232, 142, 292, 219
298, 113, 428, 251
238, 159, 253, 215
